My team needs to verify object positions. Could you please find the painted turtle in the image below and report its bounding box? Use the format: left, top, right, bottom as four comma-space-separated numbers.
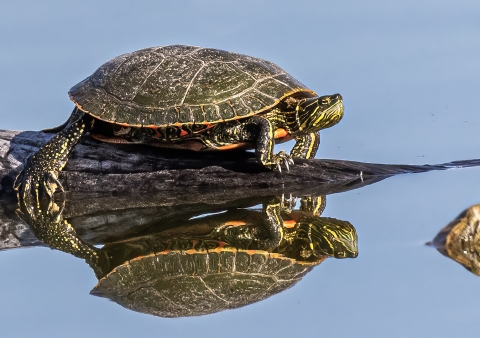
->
17, 193, 356, 317
429, 204, 480, 275
91, 212, 357, 318
15, 45, 344, 208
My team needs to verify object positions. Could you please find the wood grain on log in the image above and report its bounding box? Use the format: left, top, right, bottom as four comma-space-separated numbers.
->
1, 129, 479, 250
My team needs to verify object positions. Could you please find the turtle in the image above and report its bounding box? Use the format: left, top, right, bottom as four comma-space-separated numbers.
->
429, 204, 480, 276
15, 45, 344, 210
17, 190, 357, 318
91, 208, 358, 318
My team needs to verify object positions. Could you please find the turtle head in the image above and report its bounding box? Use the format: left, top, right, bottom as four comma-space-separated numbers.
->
294, 94, 344, 133
306, 217, 358, 259
281, 216, 358, 262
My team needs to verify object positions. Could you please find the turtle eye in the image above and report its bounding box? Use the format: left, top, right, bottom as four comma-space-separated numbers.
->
321, 97, 331, 105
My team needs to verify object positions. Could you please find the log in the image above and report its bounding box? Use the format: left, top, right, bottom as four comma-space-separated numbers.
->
1, 129, 479, 250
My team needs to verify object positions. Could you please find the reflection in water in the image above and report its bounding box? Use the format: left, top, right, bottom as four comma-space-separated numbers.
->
17, 193, 357, 317
429, 204, 480, 275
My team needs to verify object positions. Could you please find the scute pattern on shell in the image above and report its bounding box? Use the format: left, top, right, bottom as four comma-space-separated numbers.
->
92, 250, 313, 317
69, 45, 313, 127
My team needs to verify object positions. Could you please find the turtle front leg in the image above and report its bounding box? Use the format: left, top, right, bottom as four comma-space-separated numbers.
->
290, 131, 320, 160
249, 115, 294, 171
15, 108, 89, 215
300, 195, 327, 216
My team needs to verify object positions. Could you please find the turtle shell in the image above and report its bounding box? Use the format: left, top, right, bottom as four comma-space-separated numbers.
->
69, 45, 316, 128
91, 246, 317, 318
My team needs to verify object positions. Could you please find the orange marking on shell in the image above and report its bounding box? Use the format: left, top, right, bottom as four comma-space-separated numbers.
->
185, 249, 198, 254
224, 221, 247, 227
217, 142, 254, 151
212, 242, 227, 253
274, 128, 293, 144
180, 129, 189, 137
130, 255, 144, 262
113, 122, 133, 127
153, 130, 163, 139
286, 212, 302, 223
274, 128, 289, 139
283, 220, 297, 228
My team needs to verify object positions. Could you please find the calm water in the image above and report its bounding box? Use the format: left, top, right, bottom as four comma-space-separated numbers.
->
1, 1, 480, 337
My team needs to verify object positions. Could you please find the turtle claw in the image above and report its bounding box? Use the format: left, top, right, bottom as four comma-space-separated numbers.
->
281, 193, 297, 213
271, 151, 294, 172
47, 170, 64, 196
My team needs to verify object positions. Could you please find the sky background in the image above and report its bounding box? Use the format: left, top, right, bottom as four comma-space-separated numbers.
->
1, 1, 480, 337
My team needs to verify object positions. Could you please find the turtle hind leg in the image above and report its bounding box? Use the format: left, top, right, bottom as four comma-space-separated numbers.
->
15, 108, 89, 213
16, 198, 109, 278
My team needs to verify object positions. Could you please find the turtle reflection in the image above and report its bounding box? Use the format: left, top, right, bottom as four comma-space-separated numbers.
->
18, 195, 357, 318
429, 204, 480, 275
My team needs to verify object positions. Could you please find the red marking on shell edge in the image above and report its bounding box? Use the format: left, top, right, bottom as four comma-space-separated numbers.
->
286, 212, 302, 223
283, 220, 297, 229
217, 142, 254, 151
274, 128, 289, 139
180, 129, 189, 137
130, 253, 154, 262
224, 221, 247, 227
274, 128, 293, 144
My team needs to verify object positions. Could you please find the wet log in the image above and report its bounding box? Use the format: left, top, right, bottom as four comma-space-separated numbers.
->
1, 129, 479, 250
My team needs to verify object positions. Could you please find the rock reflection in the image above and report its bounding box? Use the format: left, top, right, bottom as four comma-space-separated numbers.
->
429, 204, 480, 275
16, 193, 357, 317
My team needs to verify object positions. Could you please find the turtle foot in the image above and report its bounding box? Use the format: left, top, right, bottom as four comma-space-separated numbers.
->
15, 161, 64, 221
15, 181, 105, 275
270, 151, 295, 172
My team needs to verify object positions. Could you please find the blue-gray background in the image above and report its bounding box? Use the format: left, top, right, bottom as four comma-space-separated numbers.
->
1, 1, 479, 337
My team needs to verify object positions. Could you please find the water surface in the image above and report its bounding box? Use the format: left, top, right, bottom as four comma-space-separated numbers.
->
1, 1, 479, 337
